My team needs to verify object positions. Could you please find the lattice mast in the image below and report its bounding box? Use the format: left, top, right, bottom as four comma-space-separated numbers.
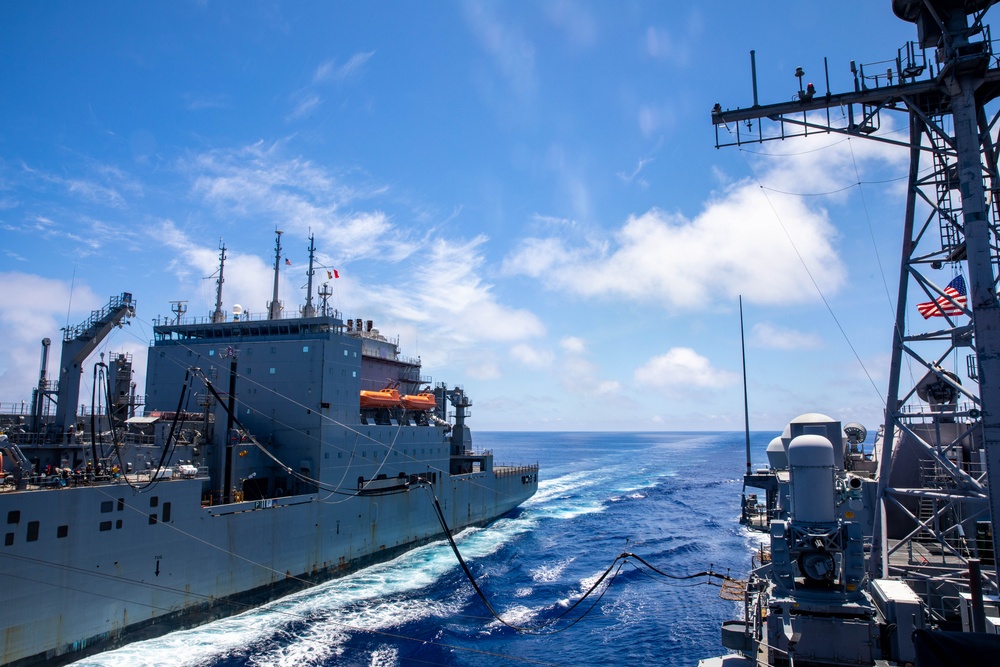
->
711, 0, 1000, 586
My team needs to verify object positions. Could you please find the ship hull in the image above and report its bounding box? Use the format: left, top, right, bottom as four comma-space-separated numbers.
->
1, 468, 536, 666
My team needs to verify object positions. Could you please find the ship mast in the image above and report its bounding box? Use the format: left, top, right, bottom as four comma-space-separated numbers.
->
712, 0, 1000, 591
318, 281, 333, 317
267, 230, 283, 320
211, 239, 227, 324
302, 233, 317, 318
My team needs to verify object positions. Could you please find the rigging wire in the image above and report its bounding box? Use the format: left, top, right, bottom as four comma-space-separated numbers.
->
419, 482, 735, 636
720, 120, 887, 408
846, 136, 898, 324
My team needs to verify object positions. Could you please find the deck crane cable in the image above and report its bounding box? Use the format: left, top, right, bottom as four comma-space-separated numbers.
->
89, 361, 103, 466
110, 370, 193, 493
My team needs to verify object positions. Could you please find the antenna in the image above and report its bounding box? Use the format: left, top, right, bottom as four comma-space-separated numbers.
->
739, 295, 751, 475
318, 282, 333, 317
170, 300, 188, 325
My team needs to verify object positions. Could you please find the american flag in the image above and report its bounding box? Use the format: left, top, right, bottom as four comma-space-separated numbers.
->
916, 275, 967, 318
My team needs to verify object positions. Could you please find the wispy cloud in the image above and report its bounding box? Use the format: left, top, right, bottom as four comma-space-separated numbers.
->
182, 92, 231, 111
617, 156, 654, 188
545, 0, 598, 48
286, 51, 376, 122
21, 159, 143, 210
184, 140, 396, 260
463, 2, 537, 98
286, 93, 322, 121
560, 336, 585, 354
644, 10, 703, 65
313, 51, 376, 84
750, 322, 823, 350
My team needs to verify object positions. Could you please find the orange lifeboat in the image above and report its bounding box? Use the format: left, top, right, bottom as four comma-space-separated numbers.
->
359, 388, 402, 409
401, 392, 436, 411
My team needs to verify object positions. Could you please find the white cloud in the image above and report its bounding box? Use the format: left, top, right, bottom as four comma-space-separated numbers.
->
559, 354, 621, 396
505, 195, 843, 308
751, 322, 823, 350
156, 220, 290, 318
0, 273, 101, 403
550, 334, 623, 398
502, 130, 905, 311
510, 343, 554, 368
366, 235, 545, 348
634, 347, 738, 395
466, 360, 502, 380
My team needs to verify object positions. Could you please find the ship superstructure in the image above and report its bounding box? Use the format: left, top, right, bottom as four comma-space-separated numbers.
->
0, 234, 537, 666
702, 2, 1000, 665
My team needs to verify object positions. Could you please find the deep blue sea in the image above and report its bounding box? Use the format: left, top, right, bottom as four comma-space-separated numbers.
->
73, 431, 774, 667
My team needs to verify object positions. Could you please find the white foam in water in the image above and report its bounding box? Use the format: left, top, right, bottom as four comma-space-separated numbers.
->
71, 462, 661, 667
368, 645, 399, 667
71, 505, 542, 667
526, 470, 606, 506
531, 556, 575, 583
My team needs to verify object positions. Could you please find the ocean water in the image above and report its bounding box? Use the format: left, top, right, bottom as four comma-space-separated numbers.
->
72, 431, 773, 667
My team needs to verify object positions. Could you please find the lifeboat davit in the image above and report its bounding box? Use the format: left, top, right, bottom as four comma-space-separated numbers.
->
359, 388, 402, 409
401, 392, 436, 411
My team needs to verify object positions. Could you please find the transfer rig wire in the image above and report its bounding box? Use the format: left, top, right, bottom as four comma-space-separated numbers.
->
422, 483, 738, 635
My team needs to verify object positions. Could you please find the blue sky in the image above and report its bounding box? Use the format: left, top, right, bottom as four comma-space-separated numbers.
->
1, 2, 931, 432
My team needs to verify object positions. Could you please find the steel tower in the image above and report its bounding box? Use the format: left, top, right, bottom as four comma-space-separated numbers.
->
712, 0, 1000, 611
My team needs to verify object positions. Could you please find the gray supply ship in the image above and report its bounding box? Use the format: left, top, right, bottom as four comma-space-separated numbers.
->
0, 233, 538, 666
702, 1, 1000, 665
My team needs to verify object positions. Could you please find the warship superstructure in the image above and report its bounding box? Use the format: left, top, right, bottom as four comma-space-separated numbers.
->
702, 2, 1000, 665
0, 234, 538, 666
